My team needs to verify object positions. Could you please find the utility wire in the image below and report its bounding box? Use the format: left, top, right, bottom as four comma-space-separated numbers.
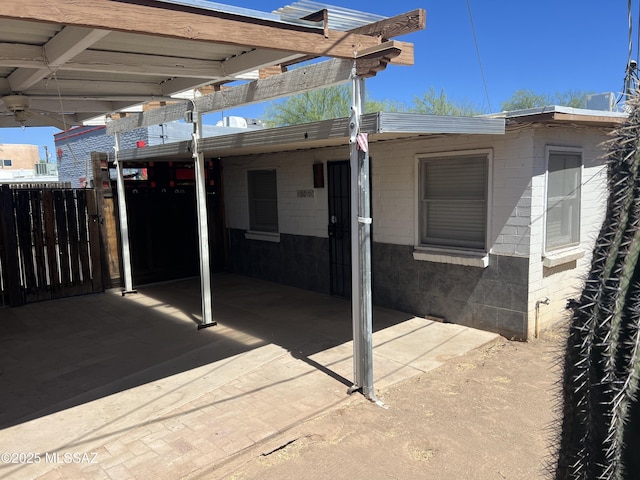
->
466, 0, 492, 112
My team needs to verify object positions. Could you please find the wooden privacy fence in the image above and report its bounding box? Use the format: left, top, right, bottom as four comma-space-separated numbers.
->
0, 184, 103, 307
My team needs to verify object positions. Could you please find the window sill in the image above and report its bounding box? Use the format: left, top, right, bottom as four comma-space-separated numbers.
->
413, 247, 489, 268
542, 247, 584, 268
245, 231, 281, 243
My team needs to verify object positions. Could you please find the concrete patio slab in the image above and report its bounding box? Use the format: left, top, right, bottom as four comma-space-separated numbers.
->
0, 274, 498, 479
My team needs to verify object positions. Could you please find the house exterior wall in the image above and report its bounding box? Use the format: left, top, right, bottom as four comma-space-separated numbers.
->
0, 144, 39, 170
221, 122, 612, 340
222, 131, 534, 339
369, 133, 532, 339
526, 126, 609, 338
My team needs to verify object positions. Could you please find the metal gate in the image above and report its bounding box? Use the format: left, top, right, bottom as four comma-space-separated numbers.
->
0, 185, 103, 306
327, 160, 351, 297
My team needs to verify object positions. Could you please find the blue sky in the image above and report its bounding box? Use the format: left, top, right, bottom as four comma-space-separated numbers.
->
1, 0, 636, 160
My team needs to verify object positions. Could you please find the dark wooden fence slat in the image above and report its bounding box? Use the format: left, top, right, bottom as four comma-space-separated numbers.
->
30, 190, 51, 302
85, 189, 104, 293
76, 190, 92, 294
15, 190, 38, 301
42, 190, 61, 296
64, 190, 82, 296
53, 189, 72, 296
0, 185, 23, 306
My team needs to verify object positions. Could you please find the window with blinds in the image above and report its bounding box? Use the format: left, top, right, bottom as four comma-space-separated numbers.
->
419, 154, 488, 250
248, 169, 278, 233
545, 151, 581, 251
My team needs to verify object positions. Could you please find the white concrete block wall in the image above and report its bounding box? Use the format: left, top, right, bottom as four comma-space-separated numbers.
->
369, 132, 536, 258
223, 147, 349, 237
527, 127, 610, 337
223, 131, 545, 263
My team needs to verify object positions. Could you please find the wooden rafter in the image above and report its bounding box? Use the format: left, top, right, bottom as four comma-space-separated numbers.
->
107, 58, 358, 134
8, 27, 110, 92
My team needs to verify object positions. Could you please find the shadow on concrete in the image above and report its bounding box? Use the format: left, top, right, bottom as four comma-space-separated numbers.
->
0, 273, 412, 430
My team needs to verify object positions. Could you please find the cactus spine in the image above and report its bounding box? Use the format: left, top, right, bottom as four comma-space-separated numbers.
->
555, 98, 640, 479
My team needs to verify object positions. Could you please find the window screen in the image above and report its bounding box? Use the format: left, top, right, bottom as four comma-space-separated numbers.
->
248, 169, 278, 232
546, 152, 581, 250
420, 154, 488, 250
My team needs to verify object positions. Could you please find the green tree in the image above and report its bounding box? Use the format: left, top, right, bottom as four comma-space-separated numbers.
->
264, 85, 491, 127
412, 87, 482, 116
501, 89, 591, 111
264, 85, 415, 127
264, 86, 351, 127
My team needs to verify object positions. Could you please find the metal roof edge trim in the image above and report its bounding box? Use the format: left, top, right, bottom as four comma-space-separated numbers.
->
115, 112, 510, 160
116, 141, 192, 162
485, 105, 627, 120
377, 112, 505, 135
151, 0, 324, 29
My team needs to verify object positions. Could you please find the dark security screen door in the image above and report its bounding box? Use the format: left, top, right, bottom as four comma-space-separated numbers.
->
328, 161, 351, 297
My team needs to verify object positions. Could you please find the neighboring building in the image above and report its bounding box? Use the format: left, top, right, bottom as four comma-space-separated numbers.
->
105, 107, 626, 340
54, 118, 263, 188
0, 143, 59, 184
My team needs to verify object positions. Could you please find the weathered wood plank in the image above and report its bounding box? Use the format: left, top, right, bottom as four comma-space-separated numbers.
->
108, 58, 354, 133
350, 9, 426, 39
29, 189, 51, 301
91, 152, 118, 288
195, 58, 355, 114
42, 189, 61, 297
76, 189, 93, 294
64, 190, 82, 296
53, 190, 72, 295
15, 190, 37, 300
0, 185, 23, 306
85, 188, 104, 293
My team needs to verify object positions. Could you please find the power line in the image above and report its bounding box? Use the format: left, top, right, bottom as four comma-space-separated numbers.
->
466, 0, 493, 112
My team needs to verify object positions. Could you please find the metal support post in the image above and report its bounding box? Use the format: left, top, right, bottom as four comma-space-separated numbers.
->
114, 132, 136, 295
191, 108, 216, 329
348, 72, 377, 402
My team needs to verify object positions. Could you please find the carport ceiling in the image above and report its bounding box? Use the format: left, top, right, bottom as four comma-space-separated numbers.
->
0, 0, 423, 129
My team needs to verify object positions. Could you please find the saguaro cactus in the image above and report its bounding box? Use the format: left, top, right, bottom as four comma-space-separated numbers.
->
555, 98, 640, 479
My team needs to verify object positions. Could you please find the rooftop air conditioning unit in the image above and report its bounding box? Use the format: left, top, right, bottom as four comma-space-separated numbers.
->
586, 92, 616, 112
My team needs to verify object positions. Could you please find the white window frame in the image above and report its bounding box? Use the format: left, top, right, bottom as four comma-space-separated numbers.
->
543, 146, 583, 262
246, 168, 280, 242
1, 159, 11, 168
413, 149, 492, 268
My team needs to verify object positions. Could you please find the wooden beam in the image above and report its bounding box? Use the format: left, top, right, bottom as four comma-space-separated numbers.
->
349, 8, 426, 39
221, 49, 302, 78
106, 102, 191, 134
8, 27, 110, 91
66, 50, 225, 78
0, 43, 226, 78
194, 58, 353, 113
107, 57, 355, 134
25, 79, 165, 97
281, 10, 424, 68
0, 0, 390, 61
28, 98, 116, 113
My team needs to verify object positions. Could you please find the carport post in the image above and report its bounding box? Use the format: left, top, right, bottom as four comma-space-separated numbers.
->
191, 108, 216, 329
349, 72, 377, 402
114, 132, 136, 295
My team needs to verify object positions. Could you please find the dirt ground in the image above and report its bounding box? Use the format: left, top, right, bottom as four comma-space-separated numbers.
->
197, 329, 565, 480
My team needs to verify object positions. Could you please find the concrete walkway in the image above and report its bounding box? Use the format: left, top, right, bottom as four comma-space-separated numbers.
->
0, 274, 498, 479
